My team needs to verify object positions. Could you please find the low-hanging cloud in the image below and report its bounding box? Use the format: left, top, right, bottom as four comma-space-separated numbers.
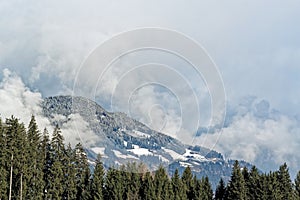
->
0, 69, 100, 148
196, 96, 300, 176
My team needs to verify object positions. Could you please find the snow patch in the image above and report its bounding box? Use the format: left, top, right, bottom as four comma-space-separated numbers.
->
113, 150, 138, 160
91, 147, 107, 158
128, 145, 153, 156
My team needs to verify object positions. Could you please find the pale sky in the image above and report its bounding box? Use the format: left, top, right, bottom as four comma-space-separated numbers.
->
0, 0, 300, 175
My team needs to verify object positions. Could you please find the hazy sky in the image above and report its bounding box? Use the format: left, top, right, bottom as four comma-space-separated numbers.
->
0, 0, 300, 174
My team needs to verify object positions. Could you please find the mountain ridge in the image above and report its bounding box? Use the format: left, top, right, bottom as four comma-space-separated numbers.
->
42, 95, 253, 188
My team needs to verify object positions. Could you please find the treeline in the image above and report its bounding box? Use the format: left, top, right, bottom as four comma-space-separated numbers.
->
0, 116, 300, 200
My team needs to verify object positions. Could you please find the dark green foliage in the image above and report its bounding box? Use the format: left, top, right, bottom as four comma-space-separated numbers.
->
215, 178, 226, 200
295, 171, 300, 199
171, 169, 187, 200
104, 168, 123, 200
0, 116, 298, 200
63, 143, 77, 200
74, 143, 91, 199
140, 171, 155, 200
26, 115, 44, 200
182, 166, 195, 199
154, 165, 170, 200
277, 163, 293, 199
200, 176, 213, 200
90, 154, 104, 200
225, 160, 246, 200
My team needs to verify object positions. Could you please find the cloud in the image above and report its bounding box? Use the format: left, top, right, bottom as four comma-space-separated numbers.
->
60, 113, 101, 147
0, 69, 99, 148
0, 69, 51, 130
196, 96, 300, 176
0, 0, 300, 176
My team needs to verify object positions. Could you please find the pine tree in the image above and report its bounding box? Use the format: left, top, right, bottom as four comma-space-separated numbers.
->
242, 167, 250, 199
154, 165, 170, 200
199, 176, 214, 200
26, 115, 44, 200
248, 166, 262, 200
225, 160, 246, 200
90, 154, 104, 200
63, 143, 77, 200
74, 143, 91, 200
215, 178, 226, 200
295, 171, 300, 199
48, 160, 64, 199
140, 171, 155, 200
181, 166, 195, 200
0, 118, 8, 200
171, 169, 187, 200
277, 163, 293, 199
5, 116, 28, 199
104, 168, 123, 200
48, 126, 65, 199
41, 128, 51, 199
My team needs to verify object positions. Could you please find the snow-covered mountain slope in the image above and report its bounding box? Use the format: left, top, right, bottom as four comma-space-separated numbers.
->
42, 95, 253, 188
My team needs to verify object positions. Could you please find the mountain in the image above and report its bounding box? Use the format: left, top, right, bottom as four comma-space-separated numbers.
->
42, 95, 253, 188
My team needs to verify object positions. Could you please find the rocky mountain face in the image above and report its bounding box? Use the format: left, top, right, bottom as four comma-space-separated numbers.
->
42, 95, 252, 188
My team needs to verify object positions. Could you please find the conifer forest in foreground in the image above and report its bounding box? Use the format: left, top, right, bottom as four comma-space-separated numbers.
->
0, 115, 299, 200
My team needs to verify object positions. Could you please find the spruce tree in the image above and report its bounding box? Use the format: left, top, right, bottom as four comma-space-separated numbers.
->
0, 118, 8, 200
48, 126, 65, 199
203, 176, 214, 200
26, 115, 44, 200
154, 165, 170, 200
242, 167, 250, 199
140, 171, 155, 200
248, 166, 262, 200
5, 116, 28, 199
215, 178, 226, 200
74, 143, 91, 200
295, 171, 300, 199
225, 160, 246, 200
104, 168, 123, 200
41, 128, 51, 199
90, 154, 104, 200
181, 166, 195, 200
277, 163, 293, 199
48, 160, 64, 199
63, 143, 77, 200
171, 169, 187, 200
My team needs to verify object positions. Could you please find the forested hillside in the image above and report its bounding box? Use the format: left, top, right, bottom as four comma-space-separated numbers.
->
0, 115, 299, 200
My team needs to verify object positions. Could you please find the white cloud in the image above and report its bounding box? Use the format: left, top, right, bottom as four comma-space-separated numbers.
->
0, 69, 51, 130
60, 113, 101, 147
196, 97, 300, 176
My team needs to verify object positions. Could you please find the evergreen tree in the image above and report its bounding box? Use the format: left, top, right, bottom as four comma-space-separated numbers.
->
90, 154, 104, 200
181, 166, 195, 200
41, 128, 51, 199
0, 118, 8, 200
242, 167, 250, 199
171, 169, 187, 200
215, 178, 226, 200
248, 166, 262, 200
63, 143, 77, 200
48, 126, 65, 199
154, 165, 170, 200
26, 115, 44, 200
200, 176, 213, 200
277, 163, 293, 199
225, 160, 246, 200
104, 168, 123, 200
5, 116, 28, 199
140, 171, 155, 200
295, 171, 300, 199
74, 143, 91, 200
49, 160, 64, 199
